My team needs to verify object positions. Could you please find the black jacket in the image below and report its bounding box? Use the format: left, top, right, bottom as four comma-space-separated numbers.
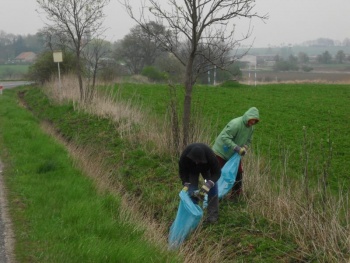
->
178, 143, 221, 185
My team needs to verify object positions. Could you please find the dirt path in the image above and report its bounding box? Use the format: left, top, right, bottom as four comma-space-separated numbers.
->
0, 160, 15, 263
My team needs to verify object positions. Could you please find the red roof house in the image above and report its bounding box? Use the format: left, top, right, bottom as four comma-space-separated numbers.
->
14, 52, 37, 63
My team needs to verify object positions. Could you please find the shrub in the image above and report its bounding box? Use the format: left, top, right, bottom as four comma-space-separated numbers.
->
301, 65, 313, 72
273, 60, 299, 71
99, 64, 129, 81
219, 79, 242, 88
27, 50, 76, 84
141, 66, 168, 82
154, 54, 185, 83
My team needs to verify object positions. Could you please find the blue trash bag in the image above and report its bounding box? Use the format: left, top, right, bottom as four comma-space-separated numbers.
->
217, 153, 241, 199
168, 189, 203, 249
203, 153, 241, 207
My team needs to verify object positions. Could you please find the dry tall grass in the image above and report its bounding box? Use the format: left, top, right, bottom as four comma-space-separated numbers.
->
46, 75, 213, 155
42, 76, 349, 262
244, 154, 350, 262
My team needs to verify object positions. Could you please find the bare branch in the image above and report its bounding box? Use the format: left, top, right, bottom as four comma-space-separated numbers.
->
37, 0, 110, 102
121, 0, 268, 145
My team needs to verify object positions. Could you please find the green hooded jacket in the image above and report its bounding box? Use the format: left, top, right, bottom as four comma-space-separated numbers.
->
212, 107, 259, 161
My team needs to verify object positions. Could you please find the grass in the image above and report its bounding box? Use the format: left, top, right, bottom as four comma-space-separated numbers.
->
0, 64, 29, 80
1, 79, 349, 262
15, 84, 301, 262
0, 88, 180, 262
109, 82, 350, 191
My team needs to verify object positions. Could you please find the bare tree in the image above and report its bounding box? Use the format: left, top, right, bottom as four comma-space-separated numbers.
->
38, 26, 69, 52
335, 50, 345, 64
37, 0, 110, 102
114, 22, 167, 74
83, 38, 111, 100
122, 0, 267, 147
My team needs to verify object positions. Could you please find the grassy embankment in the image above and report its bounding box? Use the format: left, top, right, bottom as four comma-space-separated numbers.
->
0, 88, 180, 262
0, 78, 349, 262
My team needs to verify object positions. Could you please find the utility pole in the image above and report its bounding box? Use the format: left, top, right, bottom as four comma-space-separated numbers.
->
248, 64, 251, 85
213, 65, 217, 85
208, 68, 210, 85
254, 63, 257, 87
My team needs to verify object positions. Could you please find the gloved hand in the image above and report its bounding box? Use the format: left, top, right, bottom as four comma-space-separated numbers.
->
183, 182, 190, 191
234, 146, 247, 156
192, 180, 215, 201
201, 180, 215, 194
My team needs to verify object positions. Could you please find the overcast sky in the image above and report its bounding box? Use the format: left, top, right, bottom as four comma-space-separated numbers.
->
0, 0, 349, 48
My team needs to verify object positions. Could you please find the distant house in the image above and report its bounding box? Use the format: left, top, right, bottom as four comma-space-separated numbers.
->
14, 52, 37, 63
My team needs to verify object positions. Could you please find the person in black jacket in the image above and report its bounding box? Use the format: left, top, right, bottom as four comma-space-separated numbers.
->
179, 143, 221, 223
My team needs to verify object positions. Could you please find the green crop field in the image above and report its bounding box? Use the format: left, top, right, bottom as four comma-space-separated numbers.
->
0, 64, 29, 80
112, 82, 350, 190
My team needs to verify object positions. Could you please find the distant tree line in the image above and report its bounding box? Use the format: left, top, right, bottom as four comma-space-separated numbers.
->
23, 21, 243, 86
0, 22, 242, 85
302, 37, 350, 47
2, 27, 350, 79
0, 30, 45, 64
272, 50, 349, 72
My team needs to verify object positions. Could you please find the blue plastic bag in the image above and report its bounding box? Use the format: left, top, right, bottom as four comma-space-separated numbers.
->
203, 153, 241, 207
217, 153, 241, 199
168, 189, 203, 249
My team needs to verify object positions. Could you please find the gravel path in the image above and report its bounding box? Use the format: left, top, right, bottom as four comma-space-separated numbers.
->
0, 160, 15, 263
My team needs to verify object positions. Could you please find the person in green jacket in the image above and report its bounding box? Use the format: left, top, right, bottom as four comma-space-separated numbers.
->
212, 107, 260, 198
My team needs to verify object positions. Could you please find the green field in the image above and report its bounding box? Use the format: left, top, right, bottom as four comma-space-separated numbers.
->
112, 82, 350, 190
0, 64, 29, 80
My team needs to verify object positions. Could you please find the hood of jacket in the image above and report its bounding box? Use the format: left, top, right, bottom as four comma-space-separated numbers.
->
242, 107, 260, 125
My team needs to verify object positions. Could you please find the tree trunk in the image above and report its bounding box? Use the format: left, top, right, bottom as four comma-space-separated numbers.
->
76, 52, 84, 102
182, 58, 194, 148
182, 84, 192, 148
78, 72, 84, 101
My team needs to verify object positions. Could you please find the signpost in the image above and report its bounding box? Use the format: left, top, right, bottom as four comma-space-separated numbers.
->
53, 50, 63, 95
